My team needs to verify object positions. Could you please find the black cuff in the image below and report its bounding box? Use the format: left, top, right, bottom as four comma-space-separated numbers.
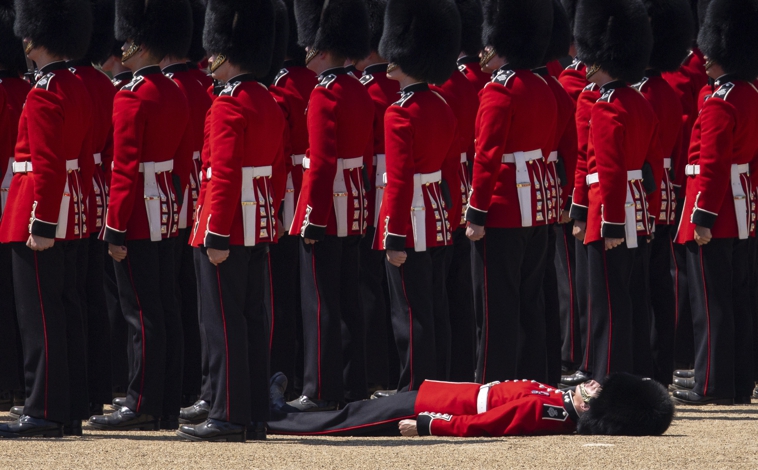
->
691, 208, 717, 229
563, 195, 573, 212
569, 204, 587, 222
601, 222, 626, 239
103, 227, 126, 246
302, 224, 326, 241
384, 234, 406, 251
465, 206, 487, 226
416, 414, 433, 437
642, 162, 656, 194
205, 232, 230, 250
30, 219, 57, 239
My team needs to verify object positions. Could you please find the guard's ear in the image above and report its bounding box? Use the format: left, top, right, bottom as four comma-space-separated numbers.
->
577, 401, 590, 414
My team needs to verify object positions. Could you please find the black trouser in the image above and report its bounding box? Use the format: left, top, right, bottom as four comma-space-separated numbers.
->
673, 199, 694, 369
750, 237, 758, 382
544, 225, 562, 385
192, 248, 212, 403
300, 236, 366, 402
113, 238, 183, 417
574, 237, 592, 374
445, 228, 476, 382
196, 245, 270, 425
104, 239, 129, 393
630, 240, 655, 378
174, 228, 200, 401
269, 234, 302, 392
0, 243, 22, 392
64, 240, 89, 420
359, 227, 390, 388
472, 226, 548, 384
649, 225, 677, 385
555, 223, 582, 371
431, 246, 450, 381
686, 239, 753, 398
82, 234, 112, 406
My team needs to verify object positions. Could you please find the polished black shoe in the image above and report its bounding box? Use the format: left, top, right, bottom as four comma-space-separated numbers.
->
670, 377, 696, 391
160, 415, 179, 430
179, 400, 210, 424
64, 420, 83, 436
176, 419, 246, 442
560, 370, 591, 386
111, 396, 127, 409
285, 395, 338, 412
370, 389, 397, 399
247, 421, 267, 441
9, 406, 23, 419
672, 390, 734, 406
673, 369, 695, 379
89, 407, 159, 431
89, 402, 104, 416
735, 396, 753, 405
0, 415, 63, 438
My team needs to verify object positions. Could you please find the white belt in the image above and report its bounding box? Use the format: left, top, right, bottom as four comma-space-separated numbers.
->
476, 381, 501, 414
141, 160, 174, 241
94, 153, 102, 165
204, 165, 272, 180
12, 160, 32, 174
292, 154, 305, 166
241, 165, 273, 246
1, 157, 14, 213
547, 151, 558, 163
585, 170, 643, 186
139, 160, 173, 173
374, 154, 386, 227
326, 157, 364, 237
586, 170, 643, 248
192, 151, 200, 161
57, 159, 79, 238
502, 149, 543, 227
685, 164, 699, 176
460, 152, 467, 164
731, 164, 750, 239
663, 158, 671, 169
411, 170, 442, 252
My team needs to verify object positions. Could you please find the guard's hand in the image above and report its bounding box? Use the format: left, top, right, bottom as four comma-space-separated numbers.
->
304, 237, 317, 245
27, 234, 54, 251
466, 222, 485, 241
694, 225, 712, 246
398, 419, 418, 437
559, 211, 571, 224
605, 237, 624, 250
386, 250, 407, 267
207, 248, 230, 266
572, 220, 586, 241
109, 243, 127, 262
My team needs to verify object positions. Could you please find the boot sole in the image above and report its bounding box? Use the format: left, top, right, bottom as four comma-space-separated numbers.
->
175, 430, 246, 442
89, 421, 160, 431
0, 428, 64, 438
672, 397, 734, 406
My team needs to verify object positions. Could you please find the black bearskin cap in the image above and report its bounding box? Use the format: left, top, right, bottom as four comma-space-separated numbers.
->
379, 0, 460, 84
366, 0, 387, 53
294, 0, 370, 60
697, 0, 710, 28
188, 0, 208, 63
204, 0, 275, 76
544, 0, 571, 63
482, 0, 554, 70
457, 0, 484, 56
261, 0, 288, 86
0, 0, 25, 72
574, 0, 653, 83
14, 0, 92, 59
283, 0, 305, 64
562, 0, 577, 34
644, 0, 695, 72
698, 0, 758, 80
116, 0, 192, 60
577, 374, 675, 436
83, 0, 115, 64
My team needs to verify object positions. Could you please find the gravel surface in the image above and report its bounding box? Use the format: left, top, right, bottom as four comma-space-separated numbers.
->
1, 403, 757, 469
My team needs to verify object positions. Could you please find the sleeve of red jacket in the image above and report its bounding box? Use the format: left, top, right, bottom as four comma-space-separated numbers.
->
26, 89, 67, 238
417, 396, 570, 437
644, 120, 664, 227
690, 99, 735, 228
77, 94, 95, 202
101, 124, 114, 187
204, 97, 245, 250
569, 92, 594, 221
382, 105, 415, 251
591, 100, 627, 238
272, 127, 288, 216
558, 111, 578, 211
466, 85, 512, 226
104, 91, 145, 245
441, 118, 462, 231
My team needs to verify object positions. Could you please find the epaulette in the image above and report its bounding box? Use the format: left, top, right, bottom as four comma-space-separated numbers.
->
220, 81, 242, 96
431, 90, 448, 105
597, 88, 615, 103
121, 75, 145, 92
68, 67, 77, 74
316, 73, 337, 89
631, 77, 649, 92
582, 83, 597, 92
491, 69, 515, 87
274, 68, 288, 86
458, 63, 467, 73
712, 82, 735, 100
392, 90, 414, 107
359, 73, 374, 86
34, 72, 55, 90
566, 58, 582, 71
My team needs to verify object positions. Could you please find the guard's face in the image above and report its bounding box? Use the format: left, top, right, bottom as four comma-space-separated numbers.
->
577, 380, 602, 402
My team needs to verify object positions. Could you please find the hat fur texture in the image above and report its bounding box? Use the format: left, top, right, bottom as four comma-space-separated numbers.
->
457, 0, 484, 56
644, 0, 694, 72
188, 0, 208, 63
698, 0, 758, 80
14, 0, 93, 59
544, 0, 571, 63
84, 0, 115, 64
115, 0, 192, 59
261, 0, 288, 86
294, 0, 371, 60
482, 0, 554, 70
0, 0, 25, 72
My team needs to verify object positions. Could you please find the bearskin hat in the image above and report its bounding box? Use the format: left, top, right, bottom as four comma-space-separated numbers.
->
188, 0, 208, 63
0, 0, 25, 73
643, 0, 695, 72
482, 0, 554, 70
379, 0, 460, 84
116, 0, 192, 60
698, 0, 758, 80
260, 0, 288, 86
204, 0, 275, 76
577, 374, 675, 436
14, 0, 92, 59
543, 0, 571, 63
562, 0, 578, 34
697, 0, 710, 27
574, 0, 653, 83
366, 0, 387, 53
282, 0, 305, 64
457, 0, 484, 56
82, 0, 115, 64
294, 0, 370, 60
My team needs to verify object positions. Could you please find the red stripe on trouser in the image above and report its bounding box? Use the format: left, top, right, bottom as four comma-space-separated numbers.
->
267, 253, 275, 352
126, 257, 147, 412
311, 247, 322, 399
563, 229, 575, 362
672, 238, 679, 327
271, 415, 417, 436
33, 253, 49, 419
215, 267, 231, 420
399, 267, 414, 391
602, 249, 613, 376
482, 239, 490, 383
698, 247, 711, 395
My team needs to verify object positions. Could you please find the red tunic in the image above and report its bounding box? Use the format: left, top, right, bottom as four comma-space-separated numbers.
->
414, 379, 578, 437
186, 63, 213, 91
0, 71, 30, 219
675, 78, 758, 242
290, 67, 374, 240
0, 61, 93, 242
274, 61, 318, 106
457, 55, 490, 91
375, 83, 458, 251
466, 68, 557, 229
546, 60, 564, 79
104, 65, 190, 245
583, 82, 662, 245
192, 76, 286, 249
111, 70, 133, 91
570, 83, 602, 221
558, 59, 589, 104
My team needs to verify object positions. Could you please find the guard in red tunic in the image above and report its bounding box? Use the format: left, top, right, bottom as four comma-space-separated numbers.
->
267, 372, 674, 438
455, 0, 489, 92
287, 0, 374, 410
466, 0, 557, 385
0, 0, 93, 438
672, 0, 758, 406
0, 0, 30, 412
631, 0, 693, 386
89, 0, 191, 431
570, 0, 661, 384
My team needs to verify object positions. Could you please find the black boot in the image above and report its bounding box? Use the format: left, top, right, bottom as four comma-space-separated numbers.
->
176, 419, 246, 442
179, 400, 210, 424
0, 415, 63, 438
247, 422, 267, 441
64, 420, 83, 436
89, 407, 160, 431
